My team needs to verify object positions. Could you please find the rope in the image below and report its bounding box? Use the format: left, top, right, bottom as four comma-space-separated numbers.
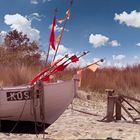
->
31, 85, 39, 137
39, 83, 46, 138
8, 99, 27, 134
31, 81, 46, 138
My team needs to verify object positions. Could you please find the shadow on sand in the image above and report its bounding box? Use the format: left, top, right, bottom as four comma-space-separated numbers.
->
0, 120, 50, 134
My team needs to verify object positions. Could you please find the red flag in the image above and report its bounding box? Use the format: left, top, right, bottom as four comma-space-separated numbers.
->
70, 55, 79, 62
57, 18, 66, 24
49, 16, 56, 50
41, 75, 50, 82
30, 67, 50, 84
66, 9, 71, 20
55, 27, 64, 47
51, 63, 69, 74
87, 63, 98, 72
76, 62, 99, 87
57, 9, 71, 24
51, 57, 63, 67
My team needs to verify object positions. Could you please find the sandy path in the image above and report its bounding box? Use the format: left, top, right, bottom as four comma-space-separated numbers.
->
0, 93, 140, 140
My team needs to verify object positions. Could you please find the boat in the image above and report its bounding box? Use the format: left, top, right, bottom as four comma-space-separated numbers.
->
0, 75, 79, 133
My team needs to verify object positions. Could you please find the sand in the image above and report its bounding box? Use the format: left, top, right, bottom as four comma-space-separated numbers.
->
0, 91, 140, 140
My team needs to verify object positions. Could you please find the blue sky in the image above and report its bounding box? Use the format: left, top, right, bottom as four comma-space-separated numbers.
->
0, 0, 140, 67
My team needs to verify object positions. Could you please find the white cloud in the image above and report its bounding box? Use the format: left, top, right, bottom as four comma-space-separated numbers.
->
4, 13, 40, 42
0, 31, 7, 37
101, 60, 127, 68
109, 40, 120, 47
43, 0, 51, 2
31, 0, 51, 4
0, 31, 7, 44
136, 43, 140, 47
134, 55, 140, 63
49, 44, 71, 56
48, 45, 90, 68
89, 34, 109, 48
49, 24, 69, 32
69, 57, 87, 68
40, 50, 46, 61
28, 13, 44, 21
112, 54, 126, 60
30, 0, 39, 4
40, 45, 70, 63
114, 10, 140, 28
134, 55, 139, 59
72, 57, 105, 69
114, 62, 126, 68
134, 56, 140, 63
104, 60, 112, 67
50, 53, 88, 68
49, 24, 62, 32
57, 45, 70, 54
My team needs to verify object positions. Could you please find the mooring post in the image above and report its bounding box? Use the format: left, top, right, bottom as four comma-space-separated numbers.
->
105, 89, 115, 122
115, 95, 122, 120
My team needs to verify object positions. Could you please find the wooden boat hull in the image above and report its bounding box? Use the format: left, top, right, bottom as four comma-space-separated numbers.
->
0, 77, 78, 129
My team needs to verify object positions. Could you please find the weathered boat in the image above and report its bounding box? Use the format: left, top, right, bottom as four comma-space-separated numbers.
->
0, 75, 79, 133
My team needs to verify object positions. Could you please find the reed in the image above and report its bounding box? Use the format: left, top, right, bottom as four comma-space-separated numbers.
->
0, 48, 140, 97
80, 65, 140, 96
0, 64, 43, 86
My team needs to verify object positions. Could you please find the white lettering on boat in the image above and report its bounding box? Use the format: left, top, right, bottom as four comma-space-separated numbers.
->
7, 91, 31, 101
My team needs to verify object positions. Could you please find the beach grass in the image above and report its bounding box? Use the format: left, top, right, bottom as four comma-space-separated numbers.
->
0, 46, 140, 97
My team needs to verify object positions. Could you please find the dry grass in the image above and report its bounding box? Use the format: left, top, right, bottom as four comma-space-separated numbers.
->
0, 47, 140, 98
1, 63, 140, 96
0, 46, 43, 86
0, 64, 42, 86
80, 65, 140, 96
57, 64, 140, 96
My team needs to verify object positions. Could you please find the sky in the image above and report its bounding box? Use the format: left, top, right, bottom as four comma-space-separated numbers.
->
0, 0, 140, 68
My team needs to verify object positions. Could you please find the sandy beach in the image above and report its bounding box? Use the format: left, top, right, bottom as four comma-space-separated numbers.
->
0, 91, 140, 140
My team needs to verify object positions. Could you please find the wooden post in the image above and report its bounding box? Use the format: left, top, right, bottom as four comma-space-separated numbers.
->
115, 96, 122, 120
37, 81, 46, 138
117, 100, 137, 123
87, 95, 91, 100
101, 90, 140, 123
105, 89, 115, 122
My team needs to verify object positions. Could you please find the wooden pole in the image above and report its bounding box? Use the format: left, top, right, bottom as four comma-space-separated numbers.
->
122, 95, 140, 103
45, 44, 50, 66
115, 96, 122, 120
107, 96, 116, 122
117, 100, 137, 123
123, 98, 140, 115
105, 89, 115, 122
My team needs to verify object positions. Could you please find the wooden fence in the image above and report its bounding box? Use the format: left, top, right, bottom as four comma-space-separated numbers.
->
101, 89, 140, 123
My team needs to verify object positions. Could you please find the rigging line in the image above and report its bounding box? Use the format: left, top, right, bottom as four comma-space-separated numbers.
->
32, 85, 39, 137
38, 81, 46, 138
8, 100, 27, 134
